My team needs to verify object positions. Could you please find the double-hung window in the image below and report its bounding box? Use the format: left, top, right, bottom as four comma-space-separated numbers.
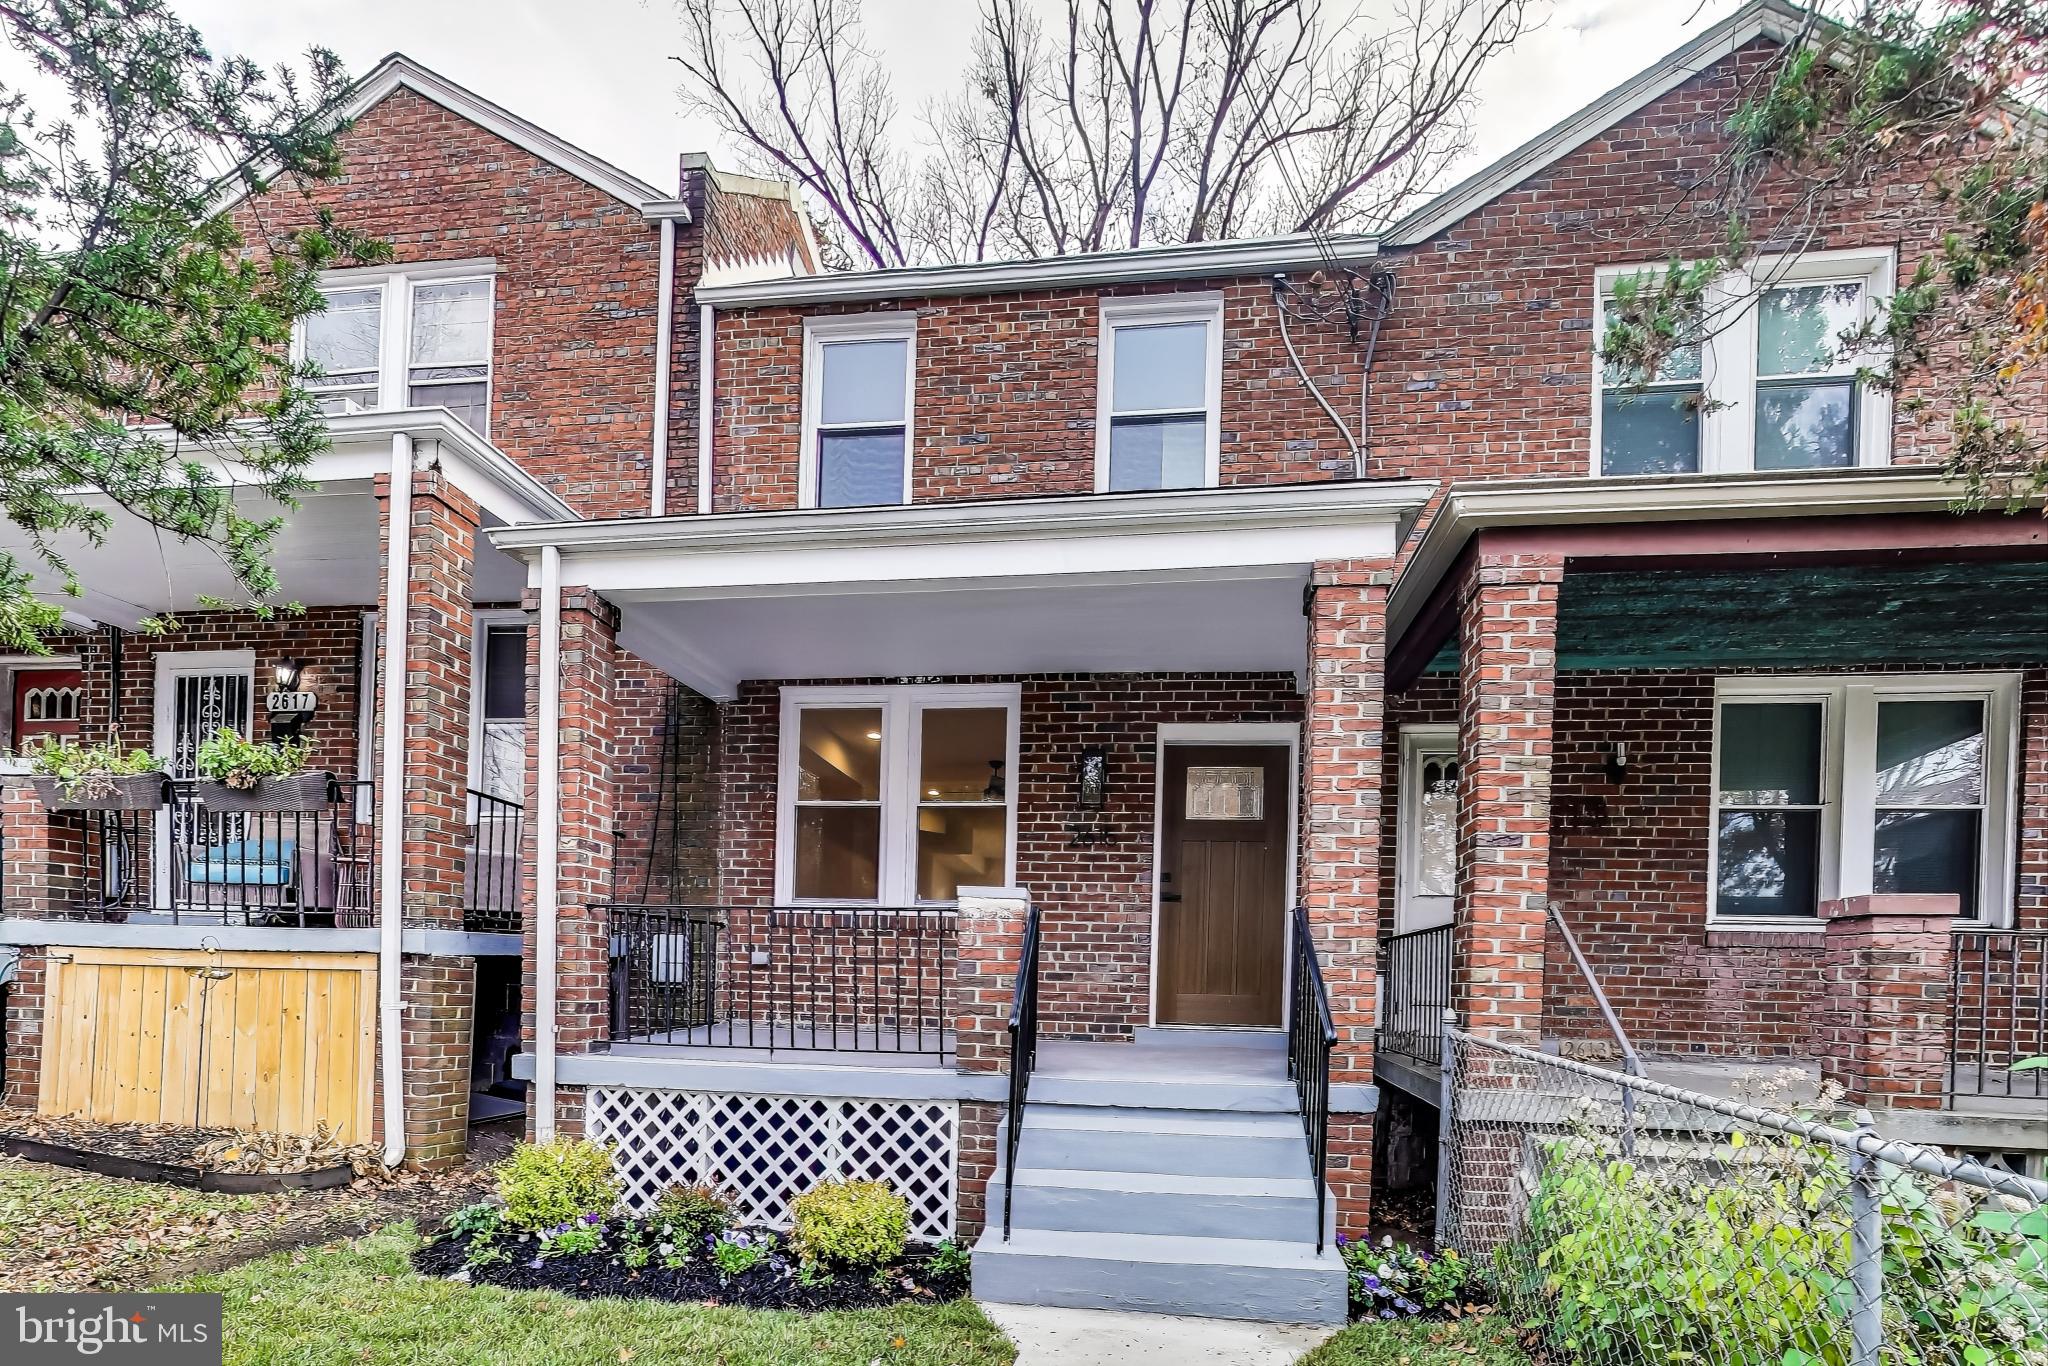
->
800, 315, 915, 509
1097, 294, 1223, 492
1595, 248, 1893, 477
777, 684, 1019, 905
298, 263, 495, 436
1711, 674, 2017, 926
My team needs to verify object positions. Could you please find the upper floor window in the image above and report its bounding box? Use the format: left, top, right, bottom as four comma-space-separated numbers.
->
1711, 673, 2016, 927
1096, 294, 1223, 493
299, 263, 495, 436
800, 315, 915, 509
1595, 249, 1893, 478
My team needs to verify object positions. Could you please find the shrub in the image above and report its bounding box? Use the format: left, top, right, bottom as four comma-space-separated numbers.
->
652, 1182, 733, 1254
1339, 1236, 1471, 1319
789, 1178, 909, 1271
493, 1138, 618, 1232
195, 728, 308, 788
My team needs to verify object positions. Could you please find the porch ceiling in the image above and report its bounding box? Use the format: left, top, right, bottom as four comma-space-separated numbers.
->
616, 569, 1312, 701
1421, 561, 2048, 675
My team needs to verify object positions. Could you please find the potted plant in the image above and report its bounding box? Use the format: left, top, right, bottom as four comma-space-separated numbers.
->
23, 738, 169, 810
193, 729, 333, 813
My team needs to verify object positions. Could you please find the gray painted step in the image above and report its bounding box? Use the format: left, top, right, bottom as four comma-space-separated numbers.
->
989, 1163, 1332, 1243
1130, 1026, 1286, 1052
971, 1227, 1347, 1325
1017, 1107, 1308, 1178
1025, 1072, 1301, 1111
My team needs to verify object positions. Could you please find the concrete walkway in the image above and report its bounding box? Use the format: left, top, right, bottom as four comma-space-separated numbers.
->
981, 1302, 1337, 1364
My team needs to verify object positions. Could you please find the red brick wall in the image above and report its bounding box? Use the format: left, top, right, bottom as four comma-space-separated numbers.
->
715, 673, 1304, 1039
1387, 663, 2048, 1057
73, 608, 369, 779
708, 279, 1362, 512
232, 87, 666, 520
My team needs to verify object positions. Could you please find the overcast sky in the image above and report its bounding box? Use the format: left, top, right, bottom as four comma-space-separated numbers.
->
19, 0, 1749, 212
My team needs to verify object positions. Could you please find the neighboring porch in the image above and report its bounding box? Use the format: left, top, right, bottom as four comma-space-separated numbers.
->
1374, 469, 2048, 1167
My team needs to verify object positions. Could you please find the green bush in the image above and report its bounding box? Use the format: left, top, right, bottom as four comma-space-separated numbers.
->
194, 728, 308, 787
493, 1139, 619, 1232
1504, 1126, 2048, 1366
789, 1178, 909, 1271
651, 1182, 733, 1256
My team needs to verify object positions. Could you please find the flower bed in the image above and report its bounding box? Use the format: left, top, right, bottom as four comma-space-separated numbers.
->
1342, 1234, 1482, 1322
412, 1219, 970, 1311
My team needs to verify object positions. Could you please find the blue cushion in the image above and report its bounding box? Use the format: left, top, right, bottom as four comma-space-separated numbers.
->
186, 838, 297, 886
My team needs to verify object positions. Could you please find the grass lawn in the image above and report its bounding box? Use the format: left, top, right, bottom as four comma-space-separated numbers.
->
176, 1223, 1017, 1366
1299, 1311, 1533, 1366
0, 1157, 275, 1290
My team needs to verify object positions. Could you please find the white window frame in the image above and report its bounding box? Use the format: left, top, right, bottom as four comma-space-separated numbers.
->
774, 683, 1021, 907
296, 259, 497, 433
1094, 293, 1225, 494
467, 608, 529, 813
1709, 672, 2019, 930
797, 313, 917, 510
1592, 247, 1895, 477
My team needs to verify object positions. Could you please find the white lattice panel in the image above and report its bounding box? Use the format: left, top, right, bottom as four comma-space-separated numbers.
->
587, 1088, 959, 1241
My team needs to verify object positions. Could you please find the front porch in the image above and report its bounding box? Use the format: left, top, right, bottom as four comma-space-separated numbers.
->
1373, 469, 2048, 1166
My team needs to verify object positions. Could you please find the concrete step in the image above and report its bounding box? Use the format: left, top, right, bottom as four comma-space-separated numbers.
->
971, 1226, 1347, 1325
1025, 1072, 1301, 1112
989, 1163, 1331, 1243
1130, 1026, 1286, 1052
1016, 1106, 1309, 1178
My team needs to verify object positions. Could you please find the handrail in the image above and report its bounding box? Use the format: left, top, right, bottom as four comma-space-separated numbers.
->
1546, 902, 1645, 1078
1003, 904, 1043, 1242
1948, 928, 2047, 1104
1286, 905, 1336, 1253
1378, 921, 1454, 1068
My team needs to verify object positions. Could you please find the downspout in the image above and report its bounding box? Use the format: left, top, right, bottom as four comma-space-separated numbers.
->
649, 216, 677, 517
696, 304, 715, 515
376, 431, 415, 1169
533, 542, 563, 1140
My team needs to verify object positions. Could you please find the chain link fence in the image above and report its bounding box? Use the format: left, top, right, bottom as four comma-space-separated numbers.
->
1439, 1027, 2048, 1366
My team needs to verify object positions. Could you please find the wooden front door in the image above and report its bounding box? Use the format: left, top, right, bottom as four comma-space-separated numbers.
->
1156, 743, 1289, 1026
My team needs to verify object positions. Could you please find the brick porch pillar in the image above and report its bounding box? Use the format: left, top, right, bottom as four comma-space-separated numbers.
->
522, 585, 620, 1140
953, 884, 1029, 1240
2, 780, 82, 1114
1452, 548, 1562, 1047
1302, 560, 1395, 1236
1819, 894, 1957, 1110
376, 465, 483, 1168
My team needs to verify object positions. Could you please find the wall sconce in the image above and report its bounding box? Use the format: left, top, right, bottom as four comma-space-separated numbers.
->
1603, 740, 1629, 785
266, 659, 317, 741
1075, 746, 1108, 811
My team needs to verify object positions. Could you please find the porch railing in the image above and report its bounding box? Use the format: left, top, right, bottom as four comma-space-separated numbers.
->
44, 778, 375, 927
463, 789, 524, 933
1377, 921, 1453, 1070
1002, 903, 1043, 1242
1948, 929, 2046, 1105
1286, 905, 1335, 1254
606, 903, 958, 1059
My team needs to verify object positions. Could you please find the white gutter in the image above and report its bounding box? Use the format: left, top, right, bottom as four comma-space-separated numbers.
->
533, 543, 563, 1141
650, 218, 677, 517
376, 432, 415, 1168
696, 304, 714, 515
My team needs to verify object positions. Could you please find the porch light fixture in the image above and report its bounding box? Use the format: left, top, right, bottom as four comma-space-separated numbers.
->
1603, 740, 1629, 784
266, 658, 317, 741
1075, 746, 1108, 811
274, 658, 304, 691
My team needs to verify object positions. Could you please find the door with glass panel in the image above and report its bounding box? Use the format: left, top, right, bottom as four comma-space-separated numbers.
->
1156, 744, 1288, 1027
151, 654, 256, 911
1389, 730, 1458, 1051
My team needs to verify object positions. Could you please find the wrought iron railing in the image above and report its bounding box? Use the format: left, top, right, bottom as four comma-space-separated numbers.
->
33, 777, 375, 927
464, 788, 524, 933
1286, 905, 1335, 1254
1949, 929, 2046, 1105
606, 903, 958, 1058
1003, 903, 1043, 1242
1377, 921, 1453, 1070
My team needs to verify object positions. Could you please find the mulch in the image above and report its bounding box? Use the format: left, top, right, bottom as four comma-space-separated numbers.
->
413, 1225, 971, 1312
0, 1107, 384, 1176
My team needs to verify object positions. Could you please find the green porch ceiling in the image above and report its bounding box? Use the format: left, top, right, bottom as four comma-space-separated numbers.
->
1423, 561, 2048, 674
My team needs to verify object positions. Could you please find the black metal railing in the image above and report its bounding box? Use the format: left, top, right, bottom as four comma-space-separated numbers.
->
1377, 922, 1453, 1070
37, 777, 377, 927
1003, 903, 1043, 1242
1286, 905, 1336, 1254
606, 903, 958, 1058
464, 789, 525, 933
1949, 929, 2047, 1105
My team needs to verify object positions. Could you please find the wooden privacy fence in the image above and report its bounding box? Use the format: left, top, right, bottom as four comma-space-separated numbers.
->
38, 948, 376, 1142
